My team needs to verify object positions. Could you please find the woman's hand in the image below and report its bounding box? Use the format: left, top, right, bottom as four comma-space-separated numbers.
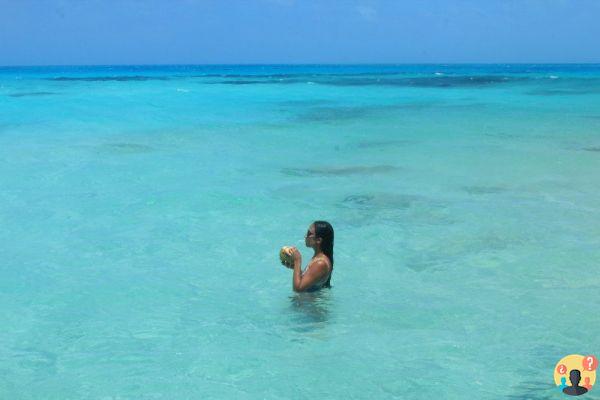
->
289, 246, 302, 268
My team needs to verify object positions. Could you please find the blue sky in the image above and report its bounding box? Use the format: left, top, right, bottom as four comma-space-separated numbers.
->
1, 0, 599, 65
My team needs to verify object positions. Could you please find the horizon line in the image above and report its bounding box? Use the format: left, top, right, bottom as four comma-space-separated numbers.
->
2, 62, 600, 68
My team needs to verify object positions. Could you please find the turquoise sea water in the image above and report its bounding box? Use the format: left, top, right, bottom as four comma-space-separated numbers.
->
1, 64, 600, 399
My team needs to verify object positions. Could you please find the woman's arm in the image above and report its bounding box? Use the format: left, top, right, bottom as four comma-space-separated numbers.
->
290, 248, 328, 292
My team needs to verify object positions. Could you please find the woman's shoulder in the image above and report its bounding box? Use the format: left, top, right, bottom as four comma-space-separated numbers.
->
312, 255, 332, 270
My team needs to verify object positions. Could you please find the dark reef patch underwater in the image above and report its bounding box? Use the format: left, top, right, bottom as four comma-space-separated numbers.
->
47, 76, 170, 81
340, 193, 418, 210
208, 74, 527, 88
8, 91, 58, 97
280, 165, 401, 177
462, 186, 508, 195
95, 143, 156, 154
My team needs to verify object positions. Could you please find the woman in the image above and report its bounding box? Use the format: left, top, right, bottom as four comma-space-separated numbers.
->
282, 221, 334, 292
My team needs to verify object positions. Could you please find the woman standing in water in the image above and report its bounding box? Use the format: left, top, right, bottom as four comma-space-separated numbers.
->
282, 221, 334, 292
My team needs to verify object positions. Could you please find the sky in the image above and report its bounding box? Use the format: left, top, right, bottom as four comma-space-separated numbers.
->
1, 0, 599, 66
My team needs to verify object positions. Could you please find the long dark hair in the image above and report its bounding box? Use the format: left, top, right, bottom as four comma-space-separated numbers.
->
314, 220, 334, 287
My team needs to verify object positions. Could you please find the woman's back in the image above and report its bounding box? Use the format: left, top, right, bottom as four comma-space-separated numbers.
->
304, 255, 332, 291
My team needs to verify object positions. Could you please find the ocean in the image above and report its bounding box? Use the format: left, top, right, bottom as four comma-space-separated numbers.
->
1, 64, 600, 399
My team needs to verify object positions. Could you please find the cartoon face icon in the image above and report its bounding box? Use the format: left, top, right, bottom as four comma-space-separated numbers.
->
555, 355, 597, 396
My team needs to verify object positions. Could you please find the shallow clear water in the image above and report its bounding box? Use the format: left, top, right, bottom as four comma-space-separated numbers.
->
1, 65, 600, 399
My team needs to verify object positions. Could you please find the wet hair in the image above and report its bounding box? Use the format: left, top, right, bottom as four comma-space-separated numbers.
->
314, 220, 334, 287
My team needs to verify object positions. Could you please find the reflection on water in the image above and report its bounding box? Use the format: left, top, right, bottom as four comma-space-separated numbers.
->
287, 290, 332, 336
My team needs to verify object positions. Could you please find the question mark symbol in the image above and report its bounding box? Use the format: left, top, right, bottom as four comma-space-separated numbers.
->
557, 364, 567, 374
582, 355, 597, 371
